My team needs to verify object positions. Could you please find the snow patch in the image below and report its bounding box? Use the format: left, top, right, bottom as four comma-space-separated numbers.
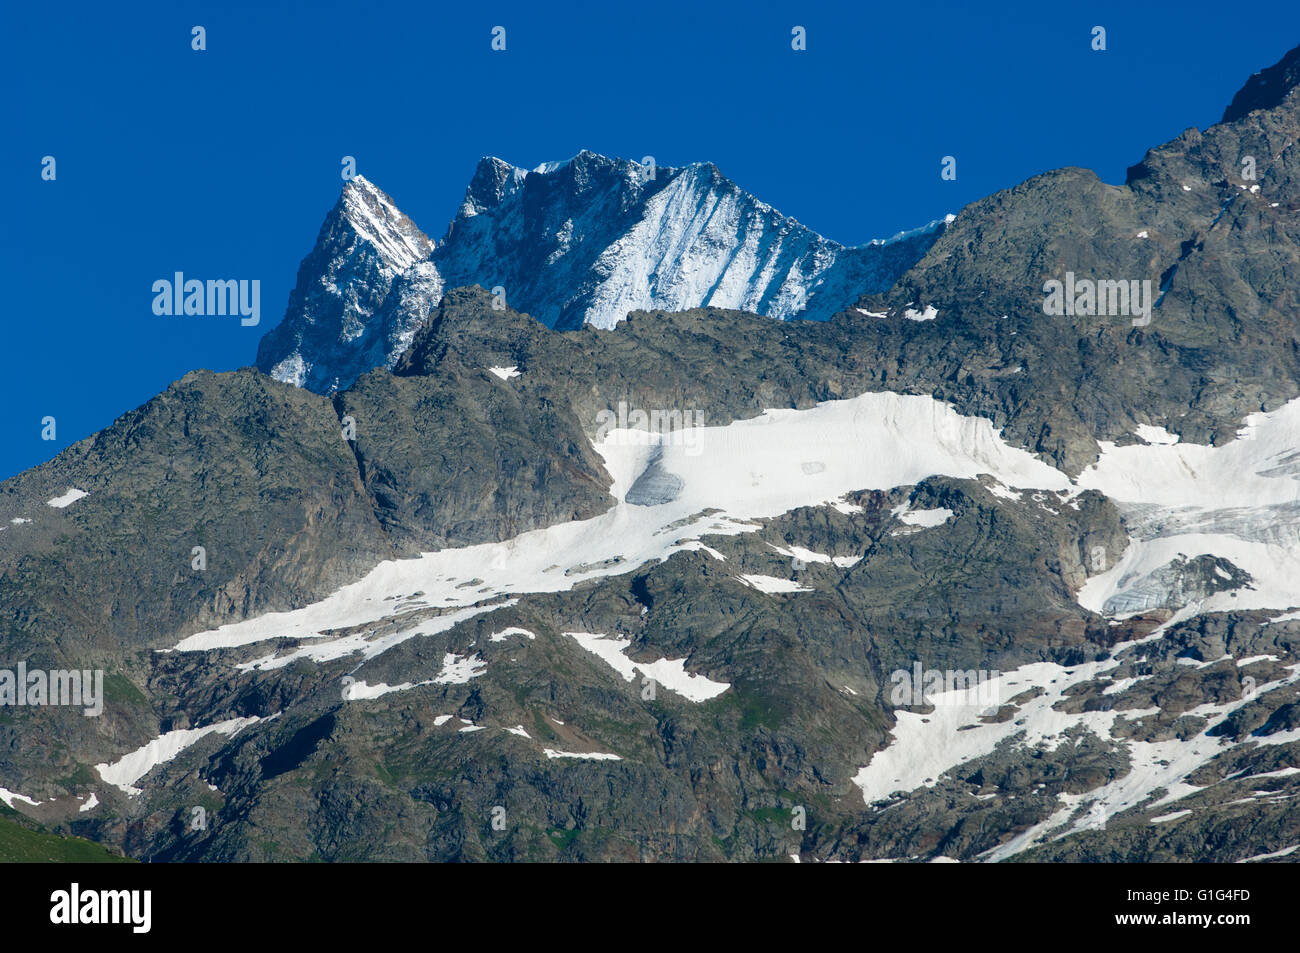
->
95, 716, 269, 796
566, 632, 730, 701
46, 488, 88, 508
739, 574, 812, 594
892, 505, 954, 528
0, 787, 41, 810
1133, 424, 1179, 446
544, 748, 621, 761
489, 627, 536, 642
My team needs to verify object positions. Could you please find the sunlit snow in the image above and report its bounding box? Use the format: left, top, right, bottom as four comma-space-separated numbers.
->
46, 488, 88, 508
95, 715, 270, 796
566, 632, 729, 702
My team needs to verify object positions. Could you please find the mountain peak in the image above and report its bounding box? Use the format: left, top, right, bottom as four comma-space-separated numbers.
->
1222, 43, 1300, 123
460, 156, 529, 218
258, 153, 946, 390
335, 175, 432, 271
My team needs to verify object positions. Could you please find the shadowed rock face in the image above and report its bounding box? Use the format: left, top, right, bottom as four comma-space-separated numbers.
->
1223, 43, 1300, 122
3, 46, 1300, 864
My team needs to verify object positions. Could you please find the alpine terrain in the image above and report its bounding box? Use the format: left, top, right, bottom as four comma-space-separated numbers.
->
254, 151, 950, 393
3, 44, 1300, 863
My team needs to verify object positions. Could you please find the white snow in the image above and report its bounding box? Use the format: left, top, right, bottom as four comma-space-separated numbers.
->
670, 540, 728, 561
340, 176, 433, 275
739, 574, 812, 594
172, 391, 1070, 668
1245, 767, 1300, 783
770, 544, 860, 568
1237, 654, 1280, 667
852, 632, 1300, 862
435, 652, 486, 684
79, 793, 99, 813
446, 158, 949, 331
488, 366, 521, 381
489, 627, 536, 642
1076, 398, 1300, 618
1136, 231, 1149, 239
46, 488, 88, 508
95, 715, 269, 796
1239, 844, 1299, 862
269, 353, 309, 389
566, 632, 729, 701
544, 748, 622, 761
1133, 424, 1179, 446
571, 162, 854, 327
892, 505, 954, 528
504, 725, 530, 738
1150, 809, 1192, 824
433, 715, 453, 726
344, 679, 425, 700
902, 305, 939, 322
0, 787, 41, 810
985, 483, 1023, 502
1080, 403, 1300, 510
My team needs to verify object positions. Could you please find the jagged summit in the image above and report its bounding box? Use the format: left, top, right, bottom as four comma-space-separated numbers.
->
1222, 42, 1300, 124
255, 153, 947, 392
337, 175, 434, 273
458, 157, 530, 218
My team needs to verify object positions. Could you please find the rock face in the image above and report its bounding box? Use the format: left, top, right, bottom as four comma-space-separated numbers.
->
3, 45, 1300, 864
255, 152, 948, 393
843, 61, 1300, 474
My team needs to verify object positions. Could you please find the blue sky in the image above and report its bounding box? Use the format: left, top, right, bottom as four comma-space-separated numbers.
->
3, 0, 1299, 481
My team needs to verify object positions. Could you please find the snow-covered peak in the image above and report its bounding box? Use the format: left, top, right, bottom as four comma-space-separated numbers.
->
436, 152, 945, 330
338, 175, 433, 274
258, 153, 949, 391
867, 213, 957, 248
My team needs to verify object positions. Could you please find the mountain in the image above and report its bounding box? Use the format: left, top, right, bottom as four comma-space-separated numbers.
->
3, 44, 1300, 864
254, 176, 436, 393
255, 152, 949, 393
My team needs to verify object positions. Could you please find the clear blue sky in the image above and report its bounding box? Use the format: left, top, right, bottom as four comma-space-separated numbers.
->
3, 0, 1298, 481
